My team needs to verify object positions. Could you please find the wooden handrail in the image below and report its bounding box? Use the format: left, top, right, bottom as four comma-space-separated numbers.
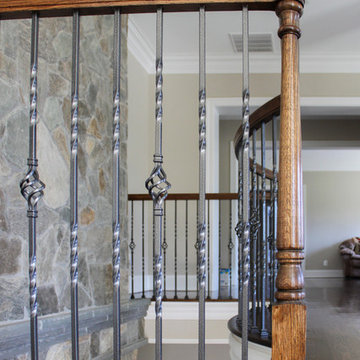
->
128, 192, 271, 201
233, 94, 280, 156
0, 0, 278, 19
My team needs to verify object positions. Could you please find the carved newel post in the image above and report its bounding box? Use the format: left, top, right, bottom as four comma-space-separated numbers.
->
272, 1, 306, 359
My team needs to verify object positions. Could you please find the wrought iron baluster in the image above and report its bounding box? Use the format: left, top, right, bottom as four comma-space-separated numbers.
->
185, 200, 189, 299
69, 10, 81, 360
112, 9, 122, 360
174, 199, 178, 299
142, 200, 145, 299
271, 116, 278, 305
241, 6, 250, 359
162, 201, 168, 299
207, 199, 211, 299
19, 12, 45, 360
195, 199, 199, 299
250, 131, 259, 331
228, 199, 234, 299
256, 173, 261, 308
130, 200, 135, 299
198, 7, 207, 360
145, 8, 171, 360
260, 122, 268, 338
218, 200, 221, 299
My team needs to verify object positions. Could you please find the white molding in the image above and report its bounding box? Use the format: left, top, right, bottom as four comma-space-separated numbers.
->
145, 301, 238, 321
304, 270, 343, 278
147, 338, 230, 344
127, 22, 360, 75
128, 17, 154, 74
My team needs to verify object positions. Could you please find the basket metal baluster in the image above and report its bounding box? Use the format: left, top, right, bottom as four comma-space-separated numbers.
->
145, 8, 171, 360
19, 12, 45, 360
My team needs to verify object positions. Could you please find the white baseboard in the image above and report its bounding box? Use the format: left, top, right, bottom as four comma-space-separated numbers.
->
147, 338, 229, 344
304, 269, 343, 278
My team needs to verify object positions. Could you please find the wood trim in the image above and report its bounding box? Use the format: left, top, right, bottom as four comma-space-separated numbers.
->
128, 192, 271, 201
234, 95, 280, 156
250, 158, 274, 180
272, 1, 306, 359
0, 0, 277, 18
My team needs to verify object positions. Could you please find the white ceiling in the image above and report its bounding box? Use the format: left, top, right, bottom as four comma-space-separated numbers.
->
128, 0, 360, 74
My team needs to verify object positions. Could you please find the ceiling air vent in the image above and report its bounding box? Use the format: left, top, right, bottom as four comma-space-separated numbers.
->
229, 33, 273, 52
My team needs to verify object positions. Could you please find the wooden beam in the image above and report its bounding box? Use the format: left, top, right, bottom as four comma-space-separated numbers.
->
272, 1, 306, 359
0, 0, 278, 18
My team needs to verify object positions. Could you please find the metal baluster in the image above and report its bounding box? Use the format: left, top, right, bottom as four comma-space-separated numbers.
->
272, 116, 278, 305
250, 131, 259, 331
269, 178, 274, 305
112, 9, 122, 360
256, 173, 261, 308
236, 148, 243, 319
185, 200, 189, 299
142, 200, 145, 299
196, 200, 199, 299
241, 6, 250, 359
145, 8, 170, 360
218, 200, 221, 299
207, 199, 211, 299
19, 13, 45, 360
260, 122, 268, 337
162, 201, 168, 299
228, 200, 234, 299
174, 200, 178, 299
130, 200, 135, 299
198, 7, 207, 360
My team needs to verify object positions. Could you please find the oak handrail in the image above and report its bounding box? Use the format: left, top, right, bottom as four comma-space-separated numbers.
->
233, 94, 280, 156
128, 192, 271, 201
0, 0, 278, 18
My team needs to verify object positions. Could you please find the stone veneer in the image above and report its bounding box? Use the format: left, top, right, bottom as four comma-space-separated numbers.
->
0, 13, 147, 360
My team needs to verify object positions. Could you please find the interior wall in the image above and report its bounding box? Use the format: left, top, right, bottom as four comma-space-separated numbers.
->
303, 171, 360, 271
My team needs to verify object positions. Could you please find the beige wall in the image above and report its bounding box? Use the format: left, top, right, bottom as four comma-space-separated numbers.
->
303, 171, 360, 271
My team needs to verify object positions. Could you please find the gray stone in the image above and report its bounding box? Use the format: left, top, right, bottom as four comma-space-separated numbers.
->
99, 328, 113, 354
0, 189, 8, 232
44, 97, 64, 131
38, 285, 59, 316
85, 225, 112, 264
90, 331, 100, 358
38, 122, 69, 209
37, 228, 57, 284
89, 264, 112, 306
4, 109, 28, 169
0, 236, 21, 275
0, 276, 27, 321
48, 73, 69, 98
52, 31, 72, 60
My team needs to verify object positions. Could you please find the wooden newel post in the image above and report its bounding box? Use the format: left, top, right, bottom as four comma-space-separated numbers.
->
272, 1, 306, 359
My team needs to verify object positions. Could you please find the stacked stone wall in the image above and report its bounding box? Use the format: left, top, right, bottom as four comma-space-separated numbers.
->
0, 13, 147, 360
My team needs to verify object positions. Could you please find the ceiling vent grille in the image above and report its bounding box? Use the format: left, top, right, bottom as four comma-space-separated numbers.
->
229, 33, 273, 52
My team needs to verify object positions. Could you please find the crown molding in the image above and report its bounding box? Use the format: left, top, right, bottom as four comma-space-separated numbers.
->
128, 18, 360, 74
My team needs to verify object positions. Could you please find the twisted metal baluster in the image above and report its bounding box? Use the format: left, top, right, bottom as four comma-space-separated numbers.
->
142, 200, 145, 298
70, 11, 81, 360
236, 148, 243, 319
129, 200, 136, 299
228, 200, 234, 299
162, 201, 168, 299
185, 200, 189, 299
174, 200, 178, 299
19, 13, 45, 360
218, 200, 221, 299
112, 9, 122, 360
250, 131, 260, 330
145, 9, 171, 360
241, 6, 250, 359
260, 122, 268, 337
198, 7, 207, 360
207, 199, 211, 299
271, 116, 278, 305
195, 200, 199, 299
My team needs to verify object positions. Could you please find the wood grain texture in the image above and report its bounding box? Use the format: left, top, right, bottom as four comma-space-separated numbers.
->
272, 1, 306, 359
128, 192, 271, 201
272, 304, 306, 360
234, 95, 280, 156
0, 0, 277, 18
